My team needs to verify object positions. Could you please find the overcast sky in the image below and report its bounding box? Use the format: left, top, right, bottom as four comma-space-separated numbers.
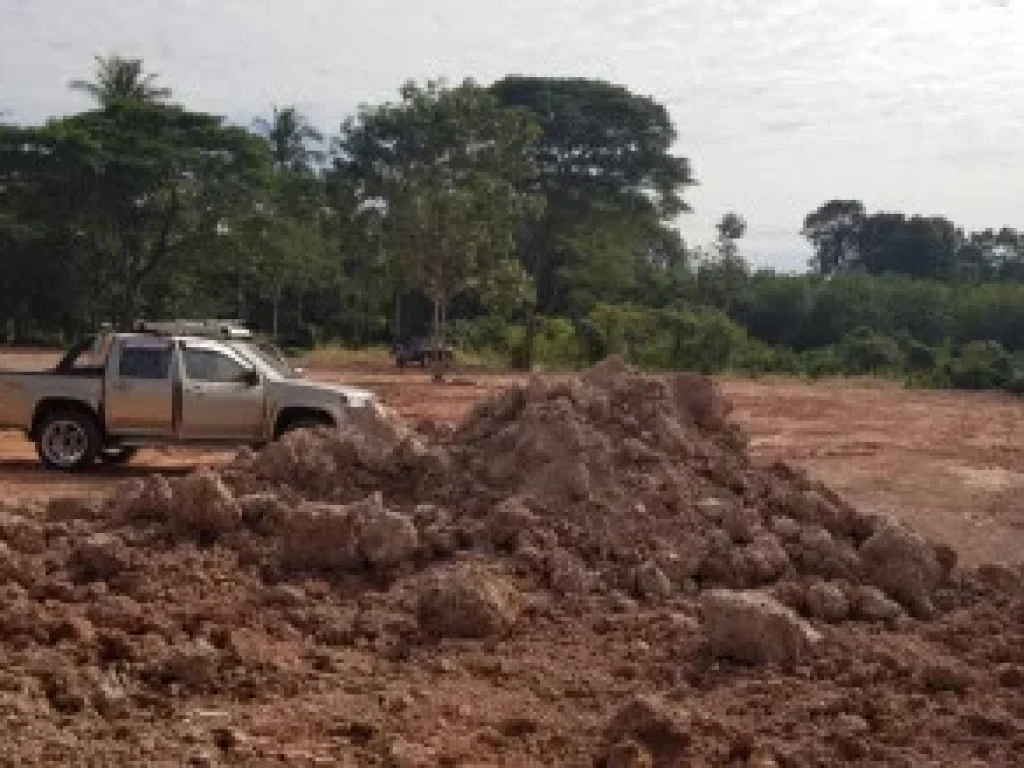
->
2, 0, 1022, 270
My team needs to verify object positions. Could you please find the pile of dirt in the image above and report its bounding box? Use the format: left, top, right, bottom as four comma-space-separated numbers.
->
1, 357, 1022, 765
165, 354, 962, 624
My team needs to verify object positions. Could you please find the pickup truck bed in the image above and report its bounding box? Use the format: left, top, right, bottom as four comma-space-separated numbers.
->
0, 372, 103, 428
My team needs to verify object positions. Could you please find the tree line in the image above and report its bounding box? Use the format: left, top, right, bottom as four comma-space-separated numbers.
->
1, 55, 1022, 391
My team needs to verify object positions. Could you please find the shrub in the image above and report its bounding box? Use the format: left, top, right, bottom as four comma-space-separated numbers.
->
799, 347, 844, 379
837, 327, 905, 375
729, 339, 799, 375
532, 317, 587, 369
946, 340, 1012, 390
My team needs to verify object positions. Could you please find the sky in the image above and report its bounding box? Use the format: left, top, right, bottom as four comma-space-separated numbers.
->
1, 0, 1022, 270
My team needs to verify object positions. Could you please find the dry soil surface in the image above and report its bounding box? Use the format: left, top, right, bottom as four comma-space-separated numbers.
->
1, 351, 1023, 767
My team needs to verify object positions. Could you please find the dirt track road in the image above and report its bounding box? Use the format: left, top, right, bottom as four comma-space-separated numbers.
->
3, 351, 1023, 565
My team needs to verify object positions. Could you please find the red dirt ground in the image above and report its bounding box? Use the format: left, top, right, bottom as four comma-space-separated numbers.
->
2, 351, 1023, 766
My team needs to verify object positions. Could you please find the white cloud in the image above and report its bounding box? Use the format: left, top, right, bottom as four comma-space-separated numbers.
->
1, 0, 1021, 270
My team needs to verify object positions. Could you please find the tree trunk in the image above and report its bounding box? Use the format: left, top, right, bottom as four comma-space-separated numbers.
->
236, 262, 245, 320
522, 303, 538, 372
393, 290, 402, 345
297, 290, 304, 328
520, 240, 551, 371
271, 285, 281, 340
118, 278, 138, 332
430, 297, 444, 382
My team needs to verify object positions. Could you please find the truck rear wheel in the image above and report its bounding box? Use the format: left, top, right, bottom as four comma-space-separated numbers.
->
35, 410, 101, 471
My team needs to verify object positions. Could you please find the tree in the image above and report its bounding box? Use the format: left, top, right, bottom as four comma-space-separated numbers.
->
0, 102, 270, 330
802, 199, 865, 274
696, 213, 748, 312
253, 106, 325, 173
337, 79, 541, 377
490, 76, 695, 364
323, 169, 394, 344
958, 228, 1024, 281
803, 201, 960, 279
69, 54, 172, 107
716, 211, 749, 244
857, 213, 959, 279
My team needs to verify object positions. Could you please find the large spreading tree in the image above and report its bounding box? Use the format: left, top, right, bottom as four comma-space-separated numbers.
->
489, 76, 696, 362
0, 102, 269, 330
336, 79, 541, 373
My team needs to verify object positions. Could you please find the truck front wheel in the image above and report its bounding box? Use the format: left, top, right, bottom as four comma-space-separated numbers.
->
35, 410, 101, 472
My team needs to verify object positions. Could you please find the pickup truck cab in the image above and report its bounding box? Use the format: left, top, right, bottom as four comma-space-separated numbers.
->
0, 321, 378, 471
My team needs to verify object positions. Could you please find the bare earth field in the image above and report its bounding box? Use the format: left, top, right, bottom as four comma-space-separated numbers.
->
1, 350, 1023, 766
4, 351, 1022, 566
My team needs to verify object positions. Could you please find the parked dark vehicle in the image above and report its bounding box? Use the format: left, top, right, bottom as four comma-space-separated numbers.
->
391, 337, 455, 368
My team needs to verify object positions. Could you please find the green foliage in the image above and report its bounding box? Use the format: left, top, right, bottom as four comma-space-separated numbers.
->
802, 200, 965, 279
727, 339, 799, 376
905, 338, 937, 372
68, 54, 172, 107
583, 303, 747, 373
478, 259, 534, 322
0, 101, 269, 330
945, 341, 1012, 391
253, 106, 324, 172
6, 57, 1024, 402
531, 318, 587, 368
489, 76, 696, 365
799, 347, 845, 379
337, 79, 542, 351
836, 327, 904, 375
954, 283, 1024, 351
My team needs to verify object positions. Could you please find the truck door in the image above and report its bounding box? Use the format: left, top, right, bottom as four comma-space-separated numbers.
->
178, 341, 265, 440
104, 338, 175, 436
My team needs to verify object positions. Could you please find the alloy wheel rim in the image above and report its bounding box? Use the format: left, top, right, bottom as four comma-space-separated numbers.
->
41, 419, 88, 466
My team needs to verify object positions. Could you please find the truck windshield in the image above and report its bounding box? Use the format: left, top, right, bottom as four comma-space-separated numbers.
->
228, 341, 301, 380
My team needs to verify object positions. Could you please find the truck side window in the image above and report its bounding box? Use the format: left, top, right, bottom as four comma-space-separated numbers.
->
183, 349, 247, 383
118, 347, 172, 380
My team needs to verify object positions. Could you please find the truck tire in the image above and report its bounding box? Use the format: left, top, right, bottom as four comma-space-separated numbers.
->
35, 409, 101, 472
99, 446, 139, 466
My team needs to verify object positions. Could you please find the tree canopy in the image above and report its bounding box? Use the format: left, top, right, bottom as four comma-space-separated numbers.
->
3, 55, 1024, 394
335, 80, 541, 367
489, 76, 696, 320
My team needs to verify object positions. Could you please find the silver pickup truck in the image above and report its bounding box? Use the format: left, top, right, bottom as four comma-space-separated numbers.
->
0, 321, 377, 471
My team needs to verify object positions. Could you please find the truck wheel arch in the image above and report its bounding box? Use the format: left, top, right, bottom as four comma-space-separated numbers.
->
273, 407, 336, 439
31, 399, 102, 440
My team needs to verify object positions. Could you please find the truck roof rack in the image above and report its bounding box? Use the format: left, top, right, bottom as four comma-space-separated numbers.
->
132, 319, 254, 340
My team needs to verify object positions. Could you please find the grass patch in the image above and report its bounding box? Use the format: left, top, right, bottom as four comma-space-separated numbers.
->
303, 345, 394, 368
301, 344, 512, 371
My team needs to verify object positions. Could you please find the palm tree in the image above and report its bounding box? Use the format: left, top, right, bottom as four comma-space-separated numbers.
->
69, 54, 171, 107
253, 106, 324, 172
